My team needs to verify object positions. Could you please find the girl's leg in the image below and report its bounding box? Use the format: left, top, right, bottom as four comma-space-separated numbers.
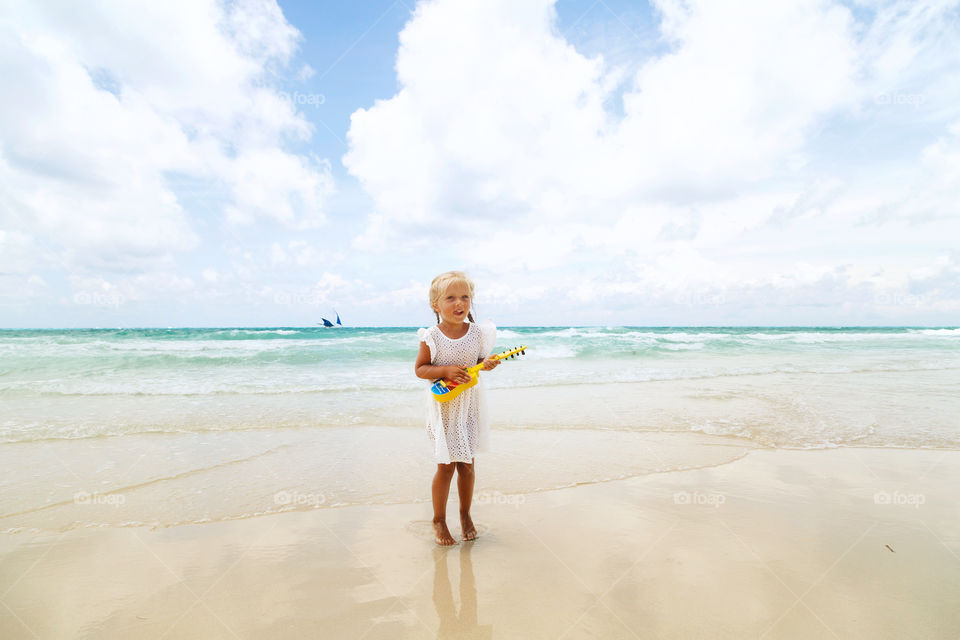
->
432, 462, 457, 545
456, 459, 477, 541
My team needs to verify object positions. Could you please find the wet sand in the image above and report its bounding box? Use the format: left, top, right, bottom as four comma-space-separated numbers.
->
2, 447, 959, 639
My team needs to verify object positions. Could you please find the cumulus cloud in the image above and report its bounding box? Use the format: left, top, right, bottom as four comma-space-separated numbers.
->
0, 0, 334, 279
3, 0, 957, 326
616, 0, 858, 194
344, 0, 960, 322
344, 0, 858, 238
344, 0, 616, 245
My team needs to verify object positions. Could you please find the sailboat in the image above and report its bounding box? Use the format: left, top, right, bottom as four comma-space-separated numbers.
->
319, 311, 342, 328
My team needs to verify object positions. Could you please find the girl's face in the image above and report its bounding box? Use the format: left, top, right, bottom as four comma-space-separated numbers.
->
434, 281, 471, 324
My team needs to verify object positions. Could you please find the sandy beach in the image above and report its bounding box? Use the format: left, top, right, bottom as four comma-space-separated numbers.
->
2, 444, 958, 639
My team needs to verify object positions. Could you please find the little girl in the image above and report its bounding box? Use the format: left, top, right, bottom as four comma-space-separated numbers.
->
415, 271, 498, 546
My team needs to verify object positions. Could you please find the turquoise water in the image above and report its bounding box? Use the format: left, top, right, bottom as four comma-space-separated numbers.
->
2, 325, 959, 531
3, 325, 958, 390
1, 326, 959, 446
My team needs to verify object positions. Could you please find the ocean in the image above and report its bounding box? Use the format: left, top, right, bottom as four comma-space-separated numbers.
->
2, 326, 958, 532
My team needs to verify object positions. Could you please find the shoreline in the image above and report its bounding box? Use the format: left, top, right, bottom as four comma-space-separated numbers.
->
2, 446, 959, 638
0, 428, 757, 534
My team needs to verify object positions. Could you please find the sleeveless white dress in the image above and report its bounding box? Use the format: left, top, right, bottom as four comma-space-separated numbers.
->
417, 321, 496, 463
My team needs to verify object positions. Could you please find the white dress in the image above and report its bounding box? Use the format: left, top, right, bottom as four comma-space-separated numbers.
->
417, 321, 496, 464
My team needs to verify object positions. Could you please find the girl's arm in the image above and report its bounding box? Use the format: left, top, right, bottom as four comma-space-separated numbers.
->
415, 342, 471, 383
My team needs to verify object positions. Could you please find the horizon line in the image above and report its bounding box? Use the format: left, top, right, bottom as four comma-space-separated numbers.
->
2, 325, 957, 331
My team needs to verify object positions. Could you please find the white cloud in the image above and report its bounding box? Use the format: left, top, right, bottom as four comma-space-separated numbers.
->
616, 0, 858, 194
225, 150, 333, 229
344, 0, 859, 240
343, 0, 960, 323
3, 0, 958, 326
344, 0, 616, 242
0, 229, 42, 275
0, 0, 334, 277
296, 63, 316, 81
58, 271, 197, 320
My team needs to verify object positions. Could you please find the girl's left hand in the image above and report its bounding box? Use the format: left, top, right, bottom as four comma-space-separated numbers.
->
481, 357, 499, 371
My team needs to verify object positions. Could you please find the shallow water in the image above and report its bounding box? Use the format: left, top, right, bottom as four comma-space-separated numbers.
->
2, 326, 958, 531
2, 326, 958, 445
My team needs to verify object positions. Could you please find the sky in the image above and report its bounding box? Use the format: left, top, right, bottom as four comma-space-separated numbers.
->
1, 0, 958, 328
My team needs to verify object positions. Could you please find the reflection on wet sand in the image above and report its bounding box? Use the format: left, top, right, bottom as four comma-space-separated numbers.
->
433, 542, 494, 639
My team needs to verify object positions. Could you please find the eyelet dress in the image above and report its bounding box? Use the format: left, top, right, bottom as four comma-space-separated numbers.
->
417, 321, 496, 463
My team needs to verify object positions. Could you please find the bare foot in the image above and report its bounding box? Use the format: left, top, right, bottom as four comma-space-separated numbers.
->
433, 520, 458, 546
460, 513, 477, 541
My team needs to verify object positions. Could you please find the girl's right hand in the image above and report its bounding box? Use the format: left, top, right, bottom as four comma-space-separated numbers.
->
443, 365, 471, 384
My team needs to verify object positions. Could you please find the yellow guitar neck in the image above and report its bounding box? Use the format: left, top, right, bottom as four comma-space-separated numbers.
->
465, 345, 527, 374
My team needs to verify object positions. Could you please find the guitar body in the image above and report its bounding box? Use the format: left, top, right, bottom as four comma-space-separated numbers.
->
430, 345, 527, 403
430, 372, 479, 403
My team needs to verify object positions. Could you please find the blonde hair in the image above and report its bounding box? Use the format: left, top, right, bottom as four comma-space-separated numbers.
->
429, 270, 476, 323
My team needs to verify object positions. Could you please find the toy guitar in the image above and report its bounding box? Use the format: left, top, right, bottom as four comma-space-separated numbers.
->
430, 345, 528, 403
